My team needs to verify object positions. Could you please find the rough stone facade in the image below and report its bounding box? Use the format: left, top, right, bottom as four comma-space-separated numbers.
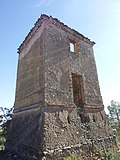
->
7, 14, 115, 159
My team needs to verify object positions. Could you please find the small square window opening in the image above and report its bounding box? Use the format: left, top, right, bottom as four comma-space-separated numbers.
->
69, 40, 78, 53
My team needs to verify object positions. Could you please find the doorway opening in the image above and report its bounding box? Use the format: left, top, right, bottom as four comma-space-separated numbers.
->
72, 73, 84, 107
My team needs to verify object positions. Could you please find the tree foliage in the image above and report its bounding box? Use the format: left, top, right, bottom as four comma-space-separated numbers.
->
107, 100, 120, 128
0, 107, 13, 150
0, 107, 13, 125
64, 155, 80, 160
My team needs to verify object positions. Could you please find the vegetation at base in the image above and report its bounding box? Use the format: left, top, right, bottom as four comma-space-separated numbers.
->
64, 154, 80, 160
0, 135, 5, 150
93, 143, 120, 160
0, 107, 13, 151
107, 100, 120, 129
107, 101, 120, 159
94, 100, 120, 160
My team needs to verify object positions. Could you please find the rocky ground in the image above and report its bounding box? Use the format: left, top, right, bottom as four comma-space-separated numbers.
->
0, 150, 105, 160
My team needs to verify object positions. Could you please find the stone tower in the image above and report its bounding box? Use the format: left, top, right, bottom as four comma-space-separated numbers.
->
8, 15, 114, 159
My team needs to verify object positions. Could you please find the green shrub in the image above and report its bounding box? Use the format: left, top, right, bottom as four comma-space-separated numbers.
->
64, 154, 81, 160
93, 144, 120, 160
0, 135, 5, 150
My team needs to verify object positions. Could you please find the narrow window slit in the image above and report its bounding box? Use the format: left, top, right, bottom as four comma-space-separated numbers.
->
67, 115, 70, 124
93, 115, 96, 122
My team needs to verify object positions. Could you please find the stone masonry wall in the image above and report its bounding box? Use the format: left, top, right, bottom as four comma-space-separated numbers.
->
14, 32, 45, 111
44, 20, 71, 106
7, 15, 115, 160
44, 19, 103, 109
43, 106, 113, 151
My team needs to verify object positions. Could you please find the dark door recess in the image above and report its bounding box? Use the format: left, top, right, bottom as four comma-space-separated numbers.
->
72, 73, 84, 107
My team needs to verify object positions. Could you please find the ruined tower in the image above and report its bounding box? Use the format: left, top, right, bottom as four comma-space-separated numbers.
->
8, 15, 114, 159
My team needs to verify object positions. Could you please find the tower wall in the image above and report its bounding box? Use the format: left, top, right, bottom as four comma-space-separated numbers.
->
14, 26, 45, 112
44, 20, 71, 106
7, 15, 115, 160
44, 20, 103, 111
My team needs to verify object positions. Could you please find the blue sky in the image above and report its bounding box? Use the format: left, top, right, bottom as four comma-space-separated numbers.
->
0, 0, 120, 112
